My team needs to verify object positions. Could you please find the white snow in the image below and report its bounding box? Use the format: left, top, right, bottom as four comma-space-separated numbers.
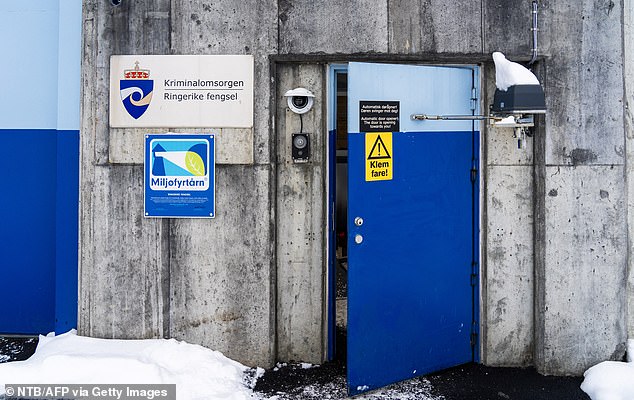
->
492, 52, 540, 91
580, 339, 634, 400
5, 330, 633, 400
496, 116, 517, 126
0, 334, 444, 400
0, 330, 257, 400
272, 362, 287, 372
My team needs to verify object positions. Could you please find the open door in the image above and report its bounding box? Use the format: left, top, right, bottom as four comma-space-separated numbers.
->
346, 62, 479, 395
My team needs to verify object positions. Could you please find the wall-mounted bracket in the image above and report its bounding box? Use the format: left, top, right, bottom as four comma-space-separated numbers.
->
411, 113, 535, 150
489, 115, 534, 128
411, 114, 491, 121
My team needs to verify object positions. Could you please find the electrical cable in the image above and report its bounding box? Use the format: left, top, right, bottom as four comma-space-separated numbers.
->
529, 1, 539, 65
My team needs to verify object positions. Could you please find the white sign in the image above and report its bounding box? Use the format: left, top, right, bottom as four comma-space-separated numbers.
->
110, 55, 254, 128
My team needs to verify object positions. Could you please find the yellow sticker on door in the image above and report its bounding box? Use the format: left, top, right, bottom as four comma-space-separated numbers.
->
365, 132, 393, 181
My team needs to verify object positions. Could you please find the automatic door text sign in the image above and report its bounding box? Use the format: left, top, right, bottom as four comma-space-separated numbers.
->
110, 55, 254, 128
365, 132, 393, 181
4, 384, 175, 400
359, 101, 399, 132
145, 134, 215, 218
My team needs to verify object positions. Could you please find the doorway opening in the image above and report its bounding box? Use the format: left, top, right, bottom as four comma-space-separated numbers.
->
326, 65, 349, 362
335, 72, 348, 361
327, 62, 481, 395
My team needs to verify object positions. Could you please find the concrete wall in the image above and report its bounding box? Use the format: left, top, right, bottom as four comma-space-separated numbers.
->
534, 0, 628, 375
80, 0, 277, 367
626, 0, 634, 342
275, 64, 327, 363
482, 62, 535, 367
80, 0, 632, 374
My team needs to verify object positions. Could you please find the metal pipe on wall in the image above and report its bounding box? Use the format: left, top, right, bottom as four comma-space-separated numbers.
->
529, 1, 539, 65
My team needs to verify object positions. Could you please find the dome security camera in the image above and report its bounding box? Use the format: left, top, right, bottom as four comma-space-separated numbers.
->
284, 88, 315, 114
110, 0, 122, 6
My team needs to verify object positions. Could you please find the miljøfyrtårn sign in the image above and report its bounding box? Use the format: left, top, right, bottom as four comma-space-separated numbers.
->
144, 134, 215, 218
110, 55, 254, 128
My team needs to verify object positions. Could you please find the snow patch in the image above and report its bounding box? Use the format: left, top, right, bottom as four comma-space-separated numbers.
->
581, 339, 634, 400
0, 330, 258, 400
257, 371, 441, 400
492, 52, 540, 91
273, 362, 287, 372
244, 367, 266, 390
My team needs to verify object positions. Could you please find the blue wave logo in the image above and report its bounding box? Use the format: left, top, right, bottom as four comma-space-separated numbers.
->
151, 142, 208, 177
119, 62, 153, 119
149, 139, 210, 191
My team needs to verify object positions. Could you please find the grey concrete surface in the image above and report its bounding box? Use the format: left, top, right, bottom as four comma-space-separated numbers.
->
79, 165, 170, 339
170, 0, 277, 165
80, 0, 173, 343
275, 64, 326, 363
110, 128, 254, 165
169, 165, 273, 366
79, 0, 634, 375
80, 0, 276, 367
278, 0, 388, 54
533, 0, 628, 375
483, 0, 532, 56
541, 0, 624, 166
483, 166, 534, 366
482, 61, 535, 367
388, 0, 483, 54
624, 0, 634, 340
539, 166, 627, 374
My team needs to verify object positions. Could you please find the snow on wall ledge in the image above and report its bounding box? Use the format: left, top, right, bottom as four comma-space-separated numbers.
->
492, 52, 539, 91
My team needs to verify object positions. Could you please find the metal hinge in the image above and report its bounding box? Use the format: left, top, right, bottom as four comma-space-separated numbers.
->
471, 87, 477, 112
470, 261, 478, 286
470, 161, 478, 183
470, 322, 479, 347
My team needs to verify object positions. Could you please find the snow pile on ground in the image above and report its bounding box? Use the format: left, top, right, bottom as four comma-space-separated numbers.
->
492, 52, 540, 91
0, 330, 259, 400
581, 339, 634, 400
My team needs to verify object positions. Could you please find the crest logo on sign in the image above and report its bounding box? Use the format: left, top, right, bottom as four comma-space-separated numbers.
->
120, 61, 153, 119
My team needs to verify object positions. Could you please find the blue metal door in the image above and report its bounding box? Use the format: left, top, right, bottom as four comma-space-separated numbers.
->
347, 62, 479, 395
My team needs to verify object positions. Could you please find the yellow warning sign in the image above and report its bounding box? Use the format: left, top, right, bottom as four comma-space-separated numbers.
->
365, 132, 393, 181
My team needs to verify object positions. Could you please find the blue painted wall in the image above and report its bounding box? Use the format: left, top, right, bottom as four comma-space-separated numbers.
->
0, 1, 81, 334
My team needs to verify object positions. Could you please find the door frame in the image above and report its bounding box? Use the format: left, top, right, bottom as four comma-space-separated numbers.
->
325, 61, 484, 366
326, 63, 348, 360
